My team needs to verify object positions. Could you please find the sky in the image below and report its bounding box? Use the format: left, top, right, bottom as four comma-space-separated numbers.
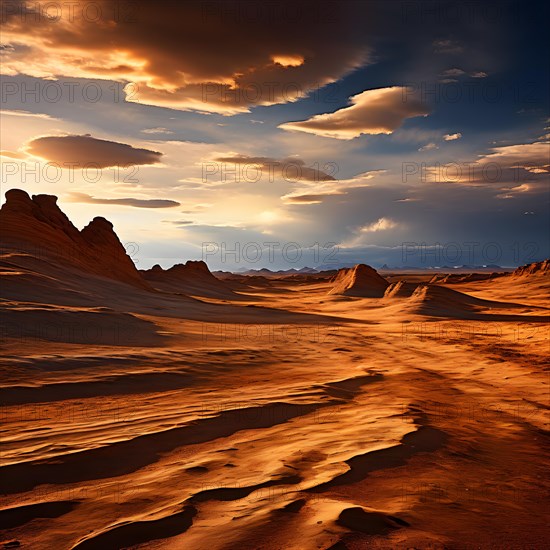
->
0, 0, 548, 270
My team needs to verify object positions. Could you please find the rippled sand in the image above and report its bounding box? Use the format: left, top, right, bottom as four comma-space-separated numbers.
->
1, 273, 549, 549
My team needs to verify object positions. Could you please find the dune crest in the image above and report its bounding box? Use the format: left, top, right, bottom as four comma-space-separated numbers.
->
401, 283, 532, 319
428, 272, 503, 284
410, 284, 489, 309
383, 280, 418, 298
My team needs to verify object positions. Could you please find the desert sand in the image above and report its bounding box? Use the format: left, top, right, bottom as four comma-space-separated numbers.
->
1, 191, 549, 549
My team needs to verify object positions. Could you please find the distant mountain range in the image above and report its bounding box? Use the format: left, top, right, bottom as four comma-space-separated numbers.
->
217, 263, 518, 275
230, 266, 320, 276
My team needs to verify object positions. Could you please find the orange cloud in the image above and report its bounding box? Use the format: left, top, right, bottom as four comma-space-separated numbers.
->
271, 54, 305, 67
0, 150, 27, 159
479, 141, 550, 174
422, 140, 549, 189
1, 1, 370, 114
279, 87, 430, 139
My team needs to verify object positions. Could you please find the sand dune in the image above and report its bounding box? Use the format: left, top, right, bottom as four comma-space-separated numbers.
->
141, 261, 244, 299
328, 264, 389, 297
428, 272, 504, 284
407, 283, 513, 316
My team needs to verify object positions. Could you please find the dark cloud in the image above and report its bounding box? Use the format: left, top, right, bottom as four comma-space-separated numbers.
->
433, 39, 464, 54
2, 1, 372, 114
27, 134, 162, 168
68, 192, 179, 208
440, 68, 465, 77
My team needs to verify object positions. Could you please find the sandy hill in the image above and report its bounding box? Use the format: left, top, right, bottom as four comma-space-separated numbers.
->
278, 272, 337, 283
0, 188, 148, 290
472, 259, 550, 304
510, 259, 550, 278
140, 261, 240, 299
1, 190, 340, 347
328, 264, 389, 297
401, 283, 532, 318
428, 272, 504, 284
237, 267, 327, 279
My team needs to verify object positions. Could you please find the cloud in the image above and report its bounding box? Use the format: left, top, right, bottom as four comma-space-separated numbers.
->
360, 217, 398, 232
212, 155, 337, 182
477, 141, 550, 174
1, 109, 57, 120
496, 184, 531, 199
1, 1, 370, 114
271, 54, 305, 67
422, 139, 549, 189
341, 217, 400, 247
279, 87, 430, 139
26, 134, 163, 168
444, 133, 462, 141
180, 204, 212, 214
163, 219, 195, 225
441, 68, 465, 77
281, 170, 385, 204
439, 69, 487, 81
141, 127, 174, 135
0, 150, 27, 159
418, 142, 439, 151
391, 128, 443, 144
283, 193, 344, 204
67, 192, 180, 208
433, 39, 463, 54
